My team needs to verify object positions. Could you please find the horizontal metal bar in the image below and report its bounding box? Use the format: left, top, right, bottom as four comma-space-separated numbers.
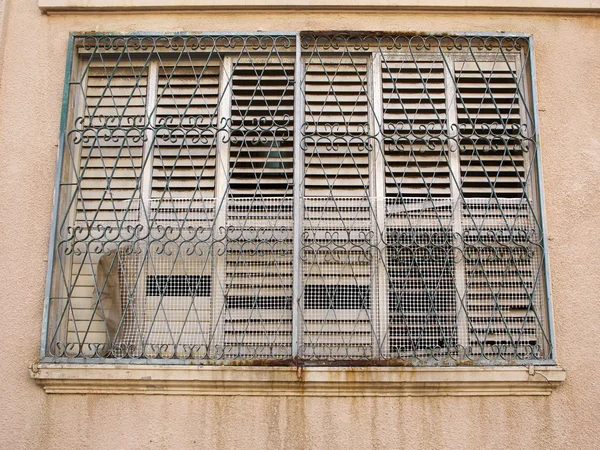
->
71, 31, 299, 38
69, 31, 532, 38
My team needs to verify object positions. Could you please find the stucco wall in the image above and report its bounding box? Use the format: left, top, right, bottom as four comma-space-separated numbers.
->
0, 1, 599, 448
0, 0, 8, 85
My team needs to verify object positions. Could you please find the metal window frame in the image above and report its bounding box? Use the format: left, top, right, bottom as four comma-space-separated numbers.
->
40, 31, 555, 366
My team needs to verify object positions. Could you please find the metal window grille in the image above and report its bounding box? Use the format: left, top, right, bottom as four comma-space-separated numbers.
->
42, 33, 554, 366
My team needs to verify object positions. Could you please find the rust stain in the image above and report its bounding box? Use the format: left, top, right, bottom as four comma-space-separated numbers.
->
456, 360, 475, 367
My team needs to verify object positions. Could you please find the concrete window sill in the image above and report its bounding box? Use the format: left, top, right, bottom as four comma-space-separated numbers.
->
30, 363, 566, 397
38, 0, 600, 14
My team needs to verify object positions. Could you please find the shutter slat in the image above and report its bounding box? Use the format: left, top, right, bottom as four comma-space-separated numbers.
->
152, 58, 220, 201
76, 58, 146, 228
463, 198, 540, 358
228, 59, 295, 198
304, 57, 370, 198
382, 59, 449, 199
456, 60, 526, 199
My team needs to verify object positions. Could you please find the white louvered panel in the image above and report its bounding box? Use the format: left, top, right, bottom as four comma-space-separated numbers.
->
152, 58, 220, 201
382, 59, 450, 198
76, 58, 147, 225
381, 58, 453, 357
228, 58, 295, 198
465, 261, 538, 357
147, 55, 219, 357
84, 58, 149, 126
460, 152, 526, 197
222, 198, 294, 358
221, 56, 295, 357
69, 56, 149, 353
148, 198, 215, 232
303, 57, 370, 197
456, 59, 537, 357
300, 56, 373, 358
462, 199, 540, 358
301, 197, 373, 359
456, 60, 526, 198
302, 309, 373, 356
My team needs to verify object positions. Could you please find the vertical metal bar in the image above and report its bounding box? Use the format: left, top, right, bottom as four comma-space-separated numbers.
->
140, 61, 159, 228
515, 47, 542, 359
528, 36, 556, 362
134, 60, 160, 352
369, 52, 387, 358
292, 34, 305, 359
211, 56, 233, 355
516, 50, 533, 197
63, 65, 87, 245
444, 54, 468, 350
52, 50, 88, 354
41, 34, 76, 359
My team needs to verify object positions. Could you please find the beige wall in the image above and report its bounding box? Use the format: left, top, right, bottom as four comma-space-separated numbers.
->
0, 0, 8, 85
0, 1, 599, 448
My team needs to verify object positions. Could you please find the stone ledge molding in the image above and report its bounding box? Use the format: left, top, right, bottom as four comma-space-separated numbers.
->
38, 0, 600, 14
30, 363, 567, 396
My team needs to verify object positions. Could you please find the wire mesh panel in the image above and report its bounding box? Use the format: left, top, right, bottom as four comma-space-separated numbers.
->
300, 197, 375, 360
142, 199, 214, 359
462, 199, 545, 360
221, 198, 294, 359
45, 33, 552, 365
383, 198, 457, 360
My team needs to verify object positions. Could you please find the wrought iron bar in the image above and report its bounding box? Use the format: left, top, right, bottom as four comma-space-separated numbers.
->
42, 33, 552, 366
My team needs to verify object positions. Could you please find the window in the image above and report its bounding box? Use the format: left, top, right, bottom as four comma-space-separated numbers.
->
43, 33, 553, 366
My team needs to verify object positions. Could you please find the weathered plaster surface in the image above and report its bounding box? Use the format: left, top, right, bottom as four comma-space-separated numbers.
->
0, 0, 8, 86
0, 1, 599, 448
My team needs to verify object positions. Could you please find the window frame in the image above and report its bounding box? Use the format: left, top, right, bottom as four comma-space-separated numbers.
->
40, 31, 557, 368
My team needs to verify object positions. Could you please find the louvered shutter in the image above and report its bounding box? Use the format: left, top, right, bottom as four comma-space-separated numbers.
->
381, 57, 457, 357
51, 34, 550, 365
67, 54, 148, 351
78, 57, 147, 223
301, 56, 374, 358
382, 59, 450, 198
456, 58, 540, 357
456, 60, 526, 198
152, 57, 219, 201
222, 57, 295, 358
303, 56, 370, 197
227, 58, 295, 198
140, 56, 221, 355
